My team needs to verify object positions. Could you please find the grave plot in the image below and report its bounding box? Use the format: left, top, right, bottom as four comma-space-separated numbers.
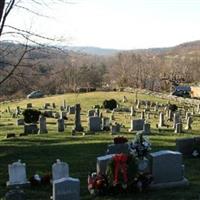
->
89, 132, 189, 196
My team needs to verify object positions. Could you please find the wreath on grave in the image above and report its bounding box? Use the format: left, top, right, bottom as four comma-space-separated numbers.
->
105, 154, 152, 193
106, 154, 137, 190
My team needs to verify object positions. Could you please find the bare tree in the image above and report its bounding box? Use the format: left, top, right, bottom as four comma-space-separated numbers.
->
0, 0, 67, 86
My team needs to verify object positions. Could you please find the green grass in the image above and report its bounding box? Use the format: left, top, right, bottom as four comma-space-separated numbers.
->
0, 91, 200, 200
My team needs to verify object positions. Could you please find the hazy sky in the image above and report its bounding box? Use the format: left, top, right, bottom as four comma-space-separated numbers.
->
5, 0, 200, 49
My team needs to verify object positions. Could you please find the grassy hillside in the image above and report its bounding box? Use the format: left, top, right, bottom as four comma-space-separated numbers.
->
0, 91, 200, 199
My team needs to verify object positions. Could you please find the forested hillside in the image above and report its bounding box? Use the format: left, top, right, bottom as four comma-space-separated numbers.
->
1, 40, 200, 99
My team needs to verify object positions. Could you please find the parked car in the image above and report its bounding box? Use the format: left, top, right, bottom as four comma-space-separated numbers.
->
27, 90, 44, 99
171, 86, 191, 98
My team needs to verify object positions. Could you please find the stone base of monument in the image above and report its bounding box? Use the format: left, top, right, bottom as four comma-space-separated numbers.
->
6, 181, 30, 189
149, 178, 189, 190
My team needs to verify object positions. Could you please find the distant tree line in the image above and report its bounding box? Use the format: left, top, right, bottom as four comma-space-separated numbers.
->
1, 42, 200, 100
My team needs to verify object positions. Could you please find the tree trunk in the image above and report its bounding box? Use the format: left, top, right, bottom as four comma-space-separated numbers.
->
0, 0, 5, 22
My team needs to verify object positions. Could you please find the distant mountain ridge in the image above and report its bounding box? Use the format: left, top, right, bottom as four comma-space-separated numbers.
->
1, 40, 200, 57
64, 46, 120, 56
64, 40, 200, 56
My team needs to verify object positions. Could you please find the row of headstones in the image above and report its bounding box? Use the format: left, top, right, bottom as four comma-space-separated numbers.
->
16, 104, 83, 134
131, 109, 193, 134
157, 111, 193, 133
6, 159, 80, 200
97, 148, 189, 189
134, 99, 200, 117
15, 110, 192, 136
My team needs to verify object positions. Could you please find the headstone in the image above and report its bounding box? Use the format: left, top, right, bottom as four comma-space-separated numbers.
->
185, 112, 191, 120
185, 116, 192, 130
141, 111, 145, 120
52, 103, 56, 109
68, 106, 75, 114
5, 189, 26, 200
38, 115, 48, 134
111, 123, 120, 135
73, 104, 84, 132
102, 117, 110, 131
63, 100, 66, 109
12, 113, 16, 118
96, 154, 114, 175
173, 112, 180, 129
175, 123, 183, 133
176, 138, 194, 156
7, 160, 30, 187
53, 177, 80, 200
24, 124, 38, 134
123, 95, 128, 103
60, 111, 67, 119
154, 103, 158, 112
15, 106, 20, 116
130, 106, 135, 116
192, 107, 195, 115
88, 116, 101, 132
158, 112, 164, 127
95, 108, 100, 117
145, 101, 149, 110
146, 113, 150, 120
168, 110, 173, 121
136, 100, 140, 109
110, 113, 115, 121
57, 118, 65, 132
60, 106, 64, 111
99, 112, 103, 119
8, 106, 11, 113
88, 110, 95, 117
143, 123, 151, 135
129, 119, 144, 132
44, 103, 50, 109
16, 119, 24, 126
106, 143, 129, 155
52, 159, 69, 181
150, 150, 186, 184
43, 110, 53, 118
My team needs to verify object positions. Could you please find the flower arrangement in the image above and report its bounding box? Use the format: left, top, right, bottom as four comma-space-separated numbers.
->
29, 173, 51, 186
130, 132, 151, 158
88, 172, 108, 196
114, 136, 128, 144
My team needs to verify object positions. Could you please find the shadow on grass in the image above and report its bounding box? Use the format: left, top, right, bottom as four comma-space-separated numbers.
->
0, 139, 199, 199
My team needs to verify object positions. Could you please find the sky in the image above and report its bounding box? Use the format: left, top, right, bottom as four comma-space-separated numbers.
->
4, 0, 200, 49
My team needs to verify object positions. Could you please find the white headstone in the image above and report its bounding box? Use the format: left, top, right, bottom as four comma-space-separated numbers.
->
7, 160, 30, 187
52, 159, 69, 181
53, 177, 80, 200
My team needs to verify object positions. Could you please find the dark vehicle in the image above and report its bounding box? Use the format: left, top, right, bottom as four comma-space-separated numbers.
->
171, 86, 191, 98
27, 90, 44, 99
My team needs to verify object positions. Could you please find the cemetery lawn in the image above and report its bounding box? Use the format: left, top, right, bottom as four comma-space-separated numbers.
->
0, 91, 200, 200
